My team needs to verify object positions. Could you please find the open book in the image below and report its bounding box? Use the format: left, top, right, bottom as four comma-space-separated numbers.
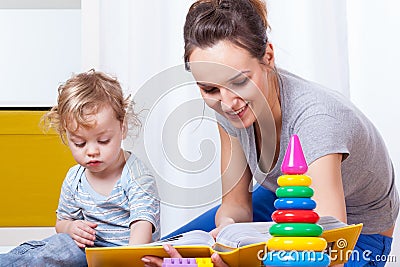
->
146, 221, 271, 252
85, 216, 362, 267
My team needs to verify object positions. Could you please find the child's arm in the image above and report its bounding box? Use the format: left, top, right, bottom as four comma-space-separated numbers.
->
128, 220, 153, 245
56, 219, 97, 248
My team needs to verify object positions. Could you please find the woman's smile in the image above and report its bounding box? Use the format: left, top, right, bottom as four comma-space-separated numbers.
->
224, 102, 249, 120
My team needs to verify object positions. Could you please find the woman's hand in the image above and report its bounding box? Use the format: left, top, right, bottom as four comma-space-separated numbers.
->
209, 217, 235, 239
141, 244, 229, 267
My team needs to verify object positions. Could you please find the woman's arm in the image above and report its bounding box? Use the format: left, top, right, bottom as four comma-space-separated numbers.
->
307, 153, 347, 223
302, 153, 346, 267
213, 124, 253, 235
129, 220, 153, 245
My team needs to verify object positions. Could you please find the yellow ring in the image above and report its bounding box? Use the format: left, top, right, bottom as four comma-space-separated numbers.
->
277, 175, 312, 187
267, 237, 327, 251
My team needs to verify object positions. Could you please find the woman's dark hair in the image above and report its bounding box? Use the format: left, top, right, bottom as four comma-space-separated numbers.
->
184, 0, 269, 70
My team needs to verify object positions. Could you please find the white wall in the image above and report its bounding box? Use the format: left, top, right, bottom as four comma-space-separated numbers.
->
346, 1, 400, 265
0, 7, 81, 107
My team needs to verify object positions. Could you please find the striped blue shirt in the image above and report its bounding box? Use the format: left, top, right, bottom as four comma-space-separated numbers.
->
56, 152, 160, 246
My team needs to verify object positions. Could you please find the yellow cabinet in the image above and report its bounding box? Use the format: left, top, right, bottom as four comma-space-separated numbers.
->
0, 111, 75, 226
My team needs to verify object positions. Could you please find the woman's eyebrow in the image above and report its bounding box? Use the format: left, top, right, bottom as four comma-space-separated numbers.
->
227, 70, 250, 82
196, 70, 250, 87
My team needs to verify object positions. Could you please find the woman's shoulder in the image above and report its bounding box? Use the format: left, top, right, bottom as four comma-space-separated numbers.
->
278, 68, 357, 120
278, 68, 345, 100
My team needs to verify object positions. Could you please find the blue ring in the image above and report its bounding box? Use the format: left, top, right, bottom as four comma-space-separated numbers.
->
274, 198, 316, 210
263, 251, 330, 266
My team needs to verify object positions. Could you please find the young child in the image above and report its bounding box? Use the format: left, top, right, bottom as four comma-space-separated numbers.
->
0, 70, 160, 266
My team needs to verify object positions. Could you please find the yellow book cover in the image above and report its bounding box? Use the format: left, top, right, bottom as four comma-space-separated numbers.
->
85, 243, 267, 267
86, 217, 362, 267
319, 216, 363, 265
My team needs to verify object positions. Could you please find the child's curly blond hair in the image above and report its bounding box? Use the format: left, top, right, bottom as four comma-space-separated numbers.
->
42, 69, 140, 143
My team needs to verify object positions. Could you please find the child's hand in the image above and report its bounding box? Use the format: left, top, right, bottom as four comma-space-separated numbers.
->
66, 220, 97, 248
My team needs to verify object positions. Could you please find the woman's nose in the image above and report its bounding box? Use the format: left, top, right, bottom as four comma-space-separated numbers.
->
220, 88, 240, 110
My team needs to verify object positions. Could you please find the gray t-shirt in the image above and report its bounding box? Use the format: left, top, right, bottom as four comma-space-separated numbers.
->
216, 69, 399, 234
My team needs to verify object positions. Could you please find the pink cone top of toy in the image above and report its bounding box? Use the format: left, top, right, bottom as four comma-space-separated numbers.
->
281, 134, 308, 174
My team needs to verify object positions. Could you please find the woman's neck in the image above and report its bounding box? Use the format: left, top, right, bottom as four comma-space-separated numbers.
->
255, 72, 282, 172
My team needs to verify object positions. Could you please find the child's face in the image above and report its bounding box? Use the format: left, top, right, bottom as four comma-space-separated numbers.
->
66, 106, 126, 175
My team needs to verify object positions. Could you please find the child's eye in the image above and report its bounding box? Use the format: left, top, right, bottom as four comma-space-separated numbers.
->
74, 142, 86, 148
98, 140, 110, 145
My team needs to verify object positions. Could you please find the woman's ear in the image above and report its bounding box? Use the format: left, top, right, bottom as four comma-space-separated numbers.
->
121, 121, 128, 139
263, 43, 275, 69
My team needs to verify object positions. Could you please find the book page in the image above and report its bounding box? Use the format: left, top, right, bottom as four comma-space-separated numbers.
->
318, 216, 348, 231
215, 222, 273, 249
135, 230, 215, 247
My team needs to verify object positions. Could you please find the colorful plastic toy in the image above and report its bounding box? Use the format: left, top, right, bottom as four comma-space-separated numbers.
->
267, 236, 327, 251
276, 186, 314, 198
271, 210, 320, 223
274, 198, 316, 210
269, 223, 323, 237
277, 175, 312, 187
280, 135, 308, 175
162, 258, 197, 267
265, 135, 330, 267
264, 251, 330, 267
196, 258, 214, 267
162, 258, 213, 267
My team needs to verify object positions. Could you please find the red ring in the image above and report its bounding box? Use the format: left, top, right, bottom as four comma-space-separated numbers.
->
272, 209, 320, 223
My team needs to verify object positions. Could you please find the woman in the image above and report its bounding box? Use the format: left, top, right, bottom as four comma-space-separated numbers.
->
143, 0, 398, 266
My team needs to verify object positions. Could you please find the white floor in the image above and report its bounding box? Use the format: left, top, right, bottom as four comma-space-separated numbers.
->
0, 227, 55, 253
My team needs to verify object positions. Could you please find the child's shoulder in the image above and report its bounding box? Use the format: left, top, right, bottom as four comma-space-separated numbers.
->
124, 152, 150, 172
63, 164, 85, 185
123, 151, 154, 181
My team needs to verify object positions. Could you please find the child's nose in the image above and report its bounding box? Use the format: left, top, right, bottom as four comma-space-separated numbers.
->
86, 143, 100, 156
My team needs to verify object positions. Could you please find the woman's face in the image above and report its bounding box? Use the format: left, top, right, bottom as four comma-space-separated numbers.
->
188, 40, 276, 129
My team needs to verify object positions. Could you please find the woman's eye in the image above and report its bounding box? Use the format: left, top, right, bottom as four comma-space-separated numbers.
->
98, 140, 110, 145
202, 87, 218, 94
232, 77, 249, 86
74, 142, 86, 148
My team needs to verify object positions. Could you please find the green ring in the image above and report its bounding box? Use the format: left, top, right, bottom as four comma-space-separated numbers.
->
276, 186, 314, 198
270, 223, 323, 237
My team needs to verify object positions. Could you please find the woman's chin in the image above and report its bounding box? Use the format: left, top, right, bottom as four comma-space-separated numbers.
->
226, 116, 254, 129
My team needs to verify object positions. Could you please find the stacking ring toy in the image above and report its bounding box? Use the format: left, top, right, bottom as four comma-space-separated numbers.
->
267, 237, 327, 251
269, 223, 323, 237
272, 209, 320, 223
274, 198, 316, 210
277, 175, 312, 187
263, 251, 330, 266
276, 186, 314, 198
